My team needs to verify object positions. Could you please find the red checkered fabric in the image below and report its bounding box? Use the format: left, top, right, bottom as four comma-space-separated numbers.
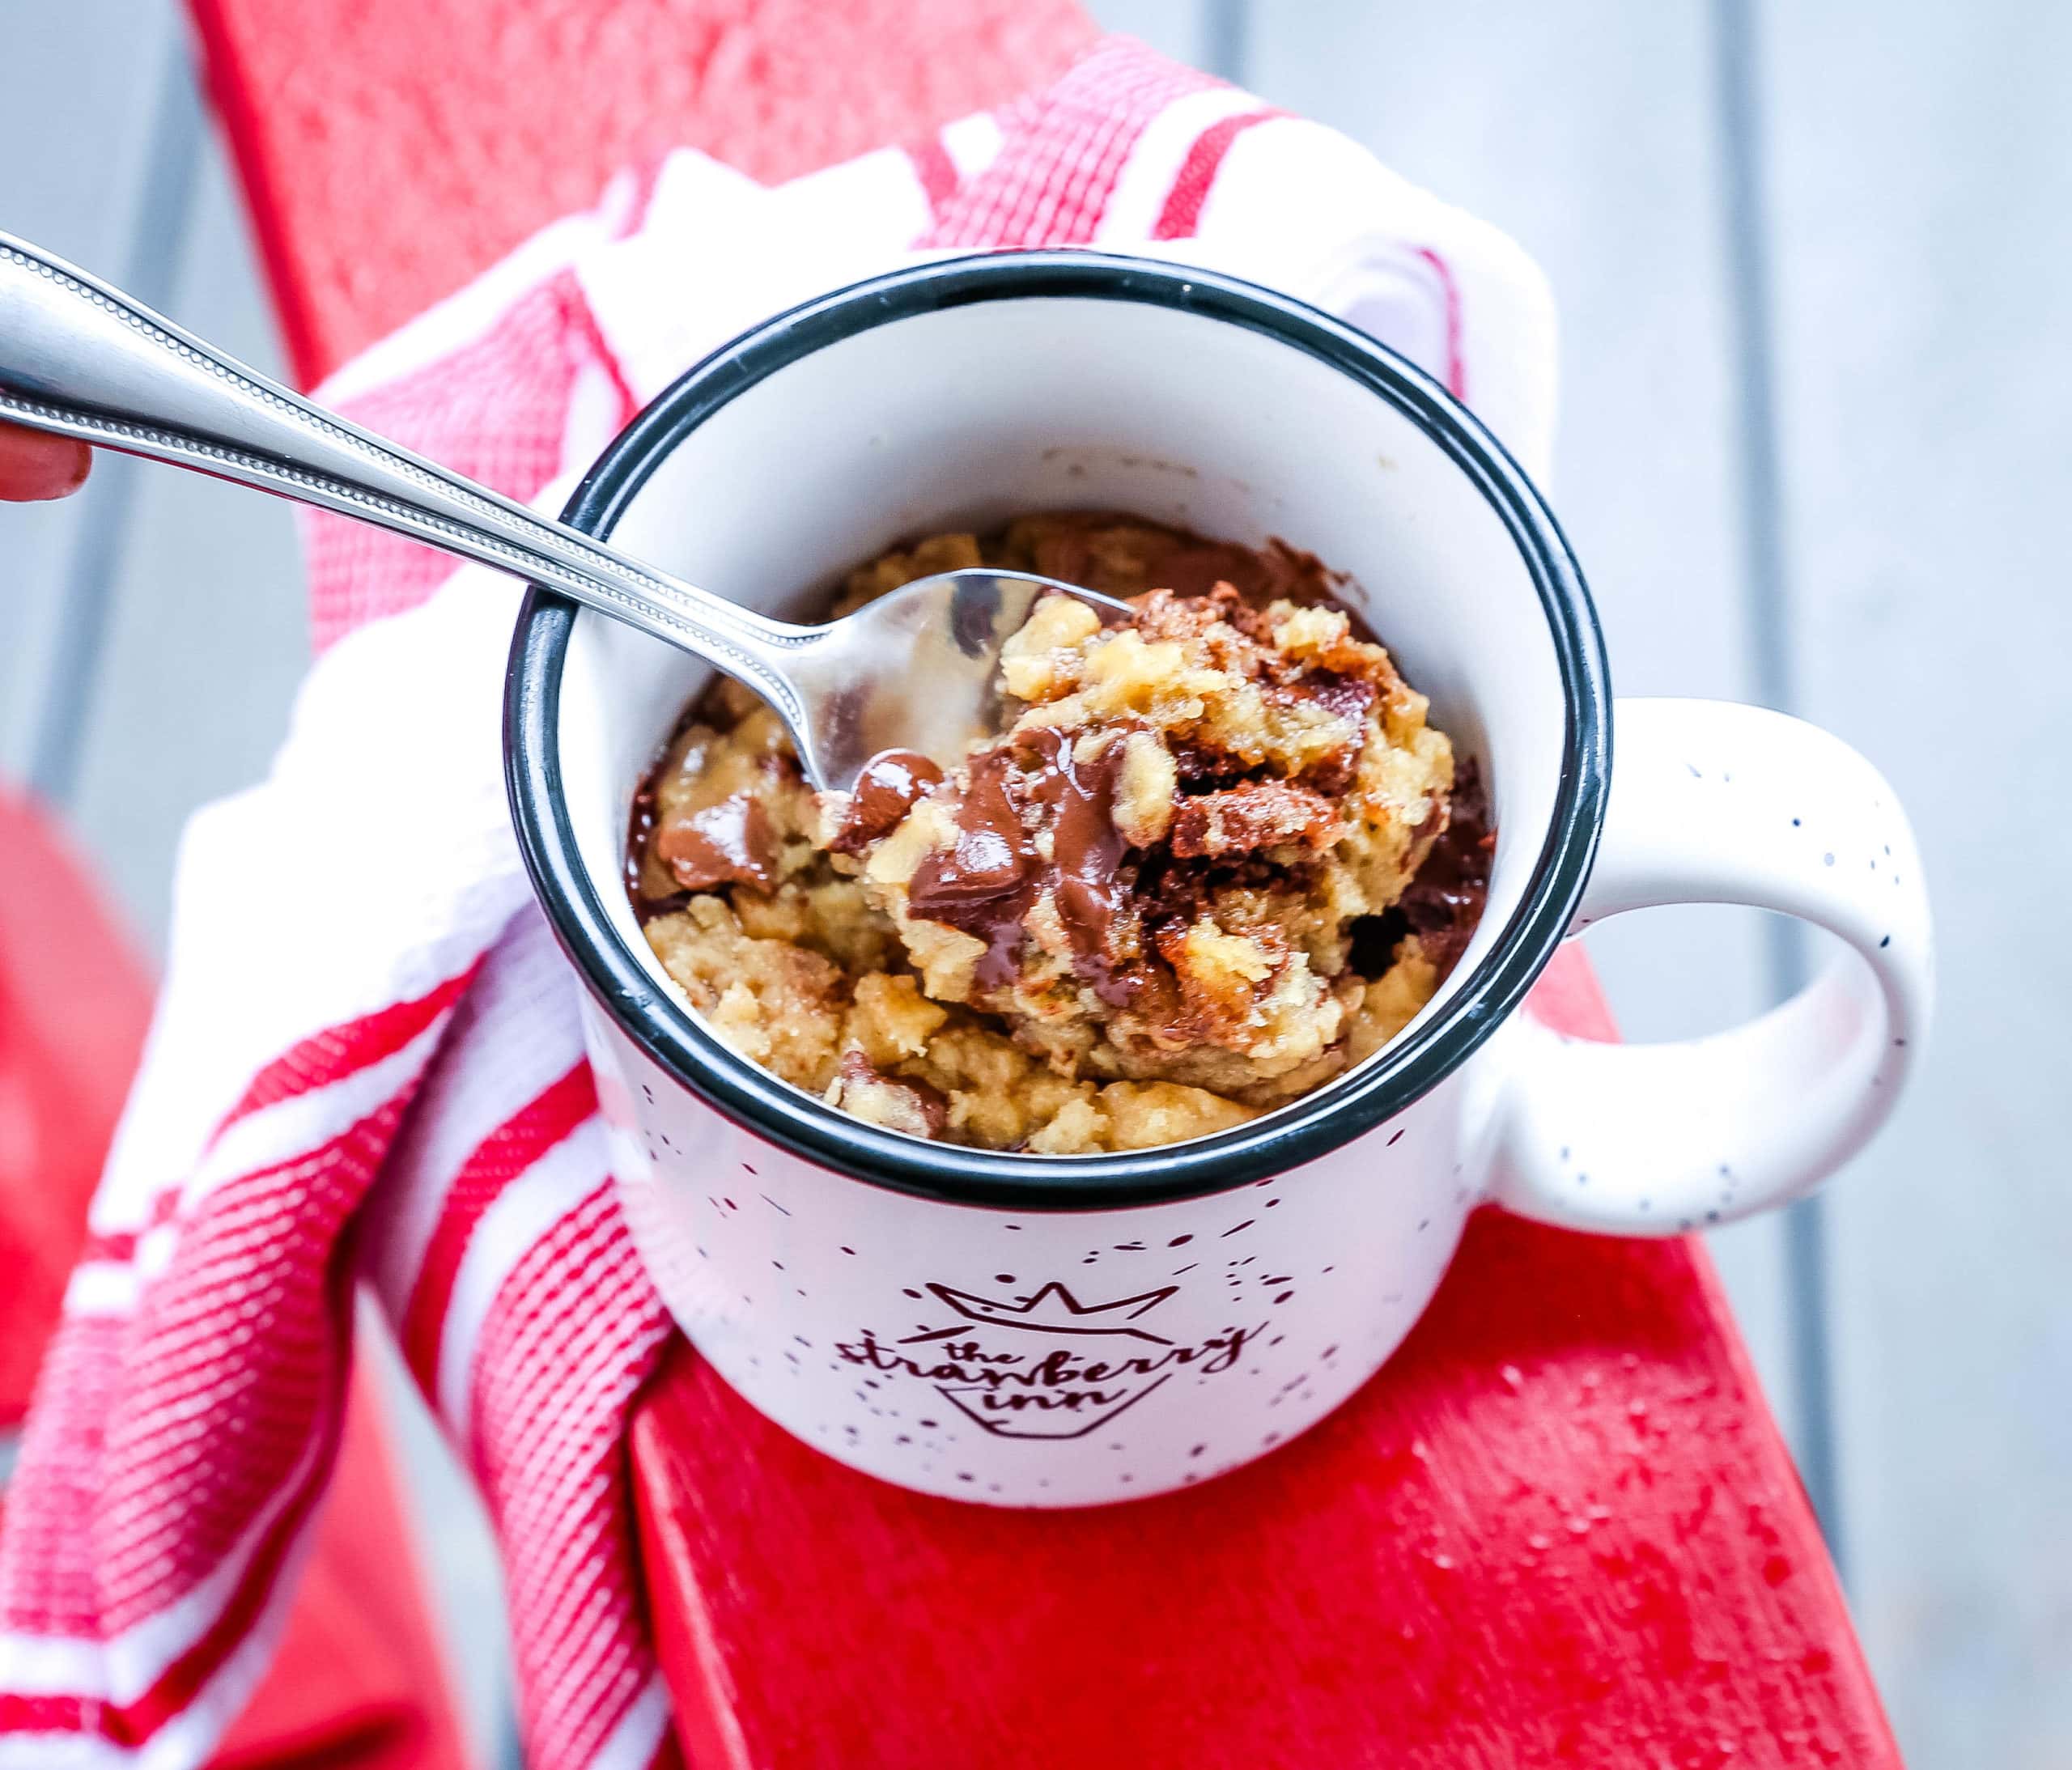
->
917, 40, 1214, 246
0, 38, 1552, 1770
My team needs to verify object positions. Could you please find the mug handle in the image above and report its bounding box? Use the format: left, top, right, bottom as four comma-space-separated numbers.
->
1488, 698, 1934, 1233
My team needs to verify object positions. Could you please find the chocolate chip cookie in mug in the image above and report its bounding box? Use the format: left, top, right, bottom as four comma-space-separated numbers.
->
626, 513, 1492, 1155
511, 253, 1931, 1508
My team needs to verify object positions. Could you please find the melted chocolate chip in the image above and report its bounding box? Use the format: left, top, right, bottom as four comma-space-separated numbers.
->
1295, 668, 1379, 728
1140, 542, 1281, 601
1148, 538, 1349, 609
909, 749, 1030, 911
625, 787, 691, 925
1395, 760, 1493, 978
626, 785, 660, 889
1133, 847, 1318, 934
830, 749, 942, 855
1168, 740, 1262, 792
1170, 781, 1336, 859
1298, 749, 1360, 798
1348, 910, 1408, 978
657, 794, 778, 892
1264, 664, 1381, 796
907, 727, 1136, 1004
831, 1050, 949, 1139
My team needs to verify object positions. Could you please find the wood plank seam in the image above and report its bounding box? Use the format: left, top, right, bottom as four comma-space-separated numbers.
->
1203, 0, 1248, 82
1709, 0, 1847, 1567
25, 43, 206, 809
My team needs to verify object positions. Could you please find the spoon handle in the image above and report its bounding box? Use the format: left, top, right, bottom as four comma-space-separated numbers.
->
0, 231, 814, 728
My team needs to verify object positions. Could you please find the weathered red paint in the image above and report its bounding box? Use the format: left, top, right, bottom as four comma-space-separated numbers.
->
208, 1372, 473, 1770
185, 5, 1896, 1759
628, 971, 1897, 1770
187, 0, 1098, 388
0, 795, 153, 1422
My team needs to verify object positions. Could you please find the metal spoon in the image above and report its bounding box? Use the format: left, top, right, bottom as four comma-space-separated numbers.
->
0, 231, 1127, 792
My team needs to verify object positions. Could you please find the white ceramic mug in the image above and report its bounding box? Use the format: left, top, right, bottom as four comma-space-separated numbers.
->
507, 253, 1932, 1509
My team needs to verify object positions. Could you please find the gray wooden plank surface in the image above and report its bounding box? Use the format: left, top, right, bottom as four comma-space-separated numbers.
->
63, 118, 309, 950
1238, 0, 1803, 1455
0, 1, 179, 779
1087, 0, 1210, 65
1755, 2, 2072, 1761
359, 1308, 518, 1770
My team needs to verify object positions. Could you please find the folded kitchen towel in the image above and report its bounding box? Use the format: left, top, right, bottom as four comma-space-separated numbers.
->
0, 38, 1554, 1770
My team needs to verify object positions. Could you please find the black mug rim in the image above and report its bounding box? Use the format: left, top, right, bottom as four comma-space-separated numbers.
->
505, 251, 1609, 1211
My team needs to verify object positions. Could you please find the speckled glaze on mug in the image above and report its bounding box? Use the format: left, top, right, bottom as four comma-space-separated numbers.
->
507, 254, 1932, 1507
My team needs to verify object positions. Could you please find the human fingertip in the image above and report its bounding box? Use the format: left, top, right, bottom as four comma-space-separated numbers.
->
53, 437, 92, 497
0, 424, 92, 501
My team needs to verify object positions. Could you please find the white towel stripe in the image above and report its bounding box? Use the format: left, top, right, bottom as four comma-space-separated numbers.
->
1094, 85, 1264, 244
437, 1123, 613, 1458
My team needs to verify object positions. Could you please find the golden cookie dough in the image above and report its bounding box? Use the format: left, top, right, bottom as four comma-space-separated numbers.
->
631, 513, 1488, 1153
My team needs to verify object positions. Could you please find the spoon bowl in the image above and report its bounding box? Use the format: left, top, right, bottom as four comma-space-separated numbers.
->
775, 568, 1131, 789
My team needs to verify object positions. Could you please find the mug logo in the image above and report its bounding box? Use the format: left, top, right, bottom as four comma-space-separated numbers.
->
835, 1278, 1265, 1441
923, 1280, 1178, 1342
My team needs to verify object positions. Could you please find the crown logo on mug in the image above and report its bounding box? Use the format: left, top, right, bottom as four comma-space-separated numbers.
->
923, 1280, 1180, 1342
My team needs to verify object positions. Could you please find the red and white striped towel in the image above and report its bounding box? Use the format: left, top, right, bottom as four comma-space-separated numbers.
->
0, 39, 1552, 1770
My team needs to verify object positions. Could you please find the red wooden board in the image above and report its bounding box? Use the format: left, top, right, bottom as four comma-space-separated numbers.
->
0, 796, 154, 1421
210, 1371, 473, 1770
186, 3, 1896, 1762
639, 991, 1897, 1764
188, 0, 1097, 388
